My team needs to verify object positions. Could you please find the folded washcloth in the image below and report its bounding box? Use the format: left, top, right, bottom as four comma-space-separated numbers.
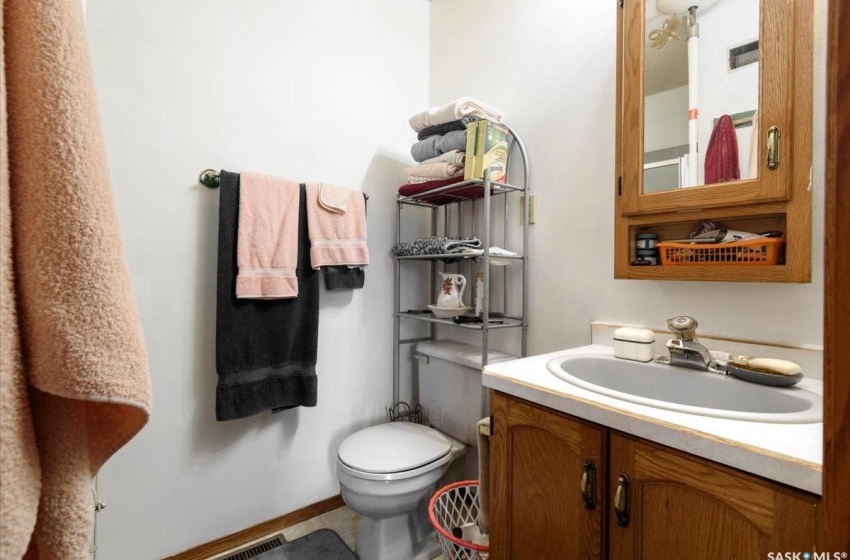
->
411, 130, 468, 162
236, 172, 300, 299
417, 116, 481, 141
306, 183, 369, 269
420, 149, 466, 167
409, 97, 503, 132
403, 162, 464, 182
319, 182, 351, 214
391, 236, 481, 257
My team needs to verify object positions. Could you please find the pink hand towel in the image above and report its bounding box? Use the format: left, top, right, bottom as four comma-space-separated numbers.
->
236, 173, 301, 299
305, 183, 369, 269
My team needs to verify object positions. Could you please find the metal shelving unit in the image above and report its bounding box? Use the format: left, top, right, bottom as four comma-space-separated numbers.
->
392, 125, 530, 419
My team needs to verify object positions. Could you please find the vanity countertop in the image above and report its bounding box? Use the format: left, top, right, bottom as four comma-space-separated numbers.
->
482, 344, 823, 495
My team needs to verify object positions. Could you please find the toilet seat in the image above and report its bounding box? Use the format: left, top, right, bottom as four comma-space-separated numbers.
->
337, 423, 459, 482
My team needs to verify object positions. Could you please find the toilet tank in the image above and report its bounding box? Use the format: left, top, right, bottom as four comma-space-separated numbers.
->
415, 340, 516, 446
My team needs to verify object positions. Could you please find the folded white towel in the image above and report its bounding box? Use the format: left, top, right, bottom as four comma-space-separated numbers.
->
488, 247, 518, 257
409, 97, 503, 132
318, 183, 351, 214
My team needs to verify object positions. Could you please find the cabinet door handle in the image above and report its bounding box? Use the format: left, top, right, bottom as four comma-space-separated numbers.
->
767, 126, 781, 170
614, 474, 631, 527
580, 460, 597, 510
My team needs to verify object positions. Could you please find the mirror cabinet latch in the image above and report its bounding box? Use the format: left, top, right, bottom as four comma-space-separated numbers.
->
767, 126, 781, 170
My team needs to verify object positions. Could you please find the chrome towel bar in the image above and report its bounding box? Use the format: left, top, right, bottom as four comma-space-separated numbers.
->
198, 169, 368, 199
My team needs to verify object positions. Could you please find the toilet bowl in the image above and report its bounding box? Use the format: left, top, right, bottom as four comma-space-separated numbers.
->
336, 340, 516, 560
336, 422, 466, 560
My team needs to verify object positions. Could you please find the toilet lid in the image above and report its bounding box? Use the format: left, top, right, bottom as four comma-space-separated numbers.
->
338, 423, 452, 474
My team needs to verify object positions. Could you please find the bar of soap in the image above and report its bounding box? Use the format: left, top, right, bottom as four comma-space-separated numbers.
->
746, 357, 802, 376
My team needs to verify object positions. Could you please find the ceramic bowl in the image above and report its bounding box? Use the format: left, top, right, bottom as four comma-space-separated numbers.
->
428, 305, 473, 319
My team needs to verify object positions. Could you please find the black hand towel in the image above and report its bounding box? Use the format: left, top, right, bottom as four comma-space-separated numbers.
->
215, 171, 319, 420
322, 266, 365, 290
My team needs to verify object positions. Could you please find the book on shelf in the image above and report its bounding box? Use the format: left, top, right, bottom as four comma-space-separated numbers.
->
463, 120, 510, 183
463, 120, 480, 180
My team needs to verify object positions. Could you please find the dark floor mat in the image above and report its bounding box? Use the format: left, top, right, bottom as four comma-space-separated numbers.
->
253, 529, 359, 560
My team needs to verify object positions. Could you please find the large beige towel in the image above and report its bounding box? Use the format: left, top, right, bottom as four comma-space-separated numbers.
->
1, 1, 152, 558
236, 173, 300, 299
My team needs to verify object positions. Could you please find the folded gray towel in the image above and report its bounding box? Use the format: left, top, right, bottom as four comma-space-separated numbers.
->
410, 129, 468, 162
417, 115, 480, 141
391, 236, 481, 257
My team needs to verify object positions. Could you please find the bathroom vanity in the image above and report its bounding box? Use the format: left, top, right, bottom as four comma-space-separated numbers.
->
483, 345, 821, 560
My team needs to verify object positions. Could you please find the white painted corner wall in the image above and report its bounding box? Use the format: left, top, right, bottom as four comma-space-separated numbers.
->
87, 1, 429, 558
428, 0, 825, 354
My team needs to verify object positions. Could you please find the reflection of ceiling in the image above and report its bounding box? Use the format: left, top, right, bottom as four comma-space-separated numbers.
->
645, 8, 688, 96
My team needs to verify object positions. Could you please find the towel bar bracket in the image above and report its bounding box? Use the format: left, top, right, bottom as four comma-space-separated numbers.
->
199, 169, 221, 188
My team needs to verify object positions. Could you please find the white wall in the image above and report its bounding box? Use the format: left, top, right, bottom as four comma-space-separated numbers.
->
429, 1, 825, 355
87, 1, 429, 558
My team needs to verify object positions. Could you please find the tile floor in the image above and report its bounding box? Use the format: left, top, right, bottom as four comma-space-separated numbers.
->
280, 505, 444, 559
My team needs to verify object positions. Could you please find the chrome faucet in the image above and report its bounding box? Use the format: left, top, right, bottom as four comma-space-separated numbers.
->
657, 316, 722, 373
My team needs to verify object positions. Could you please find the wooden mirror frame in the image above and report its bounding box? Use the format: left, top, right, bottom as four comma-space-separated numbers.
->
614, 0, 813, 283
619, 0, 811, 216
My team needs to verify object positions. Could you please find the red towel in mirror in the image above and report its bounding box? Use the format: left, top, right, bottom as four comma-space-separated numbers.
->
705, 114, 740, 184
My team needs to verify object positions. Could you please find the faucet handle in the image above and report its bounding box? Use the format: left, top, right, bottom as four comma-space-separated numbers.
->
667, 316, 699, 341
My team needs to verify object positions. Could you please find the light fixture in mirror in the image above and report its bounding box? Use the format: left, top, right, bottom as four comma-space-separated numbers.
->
643, 0, 760, 194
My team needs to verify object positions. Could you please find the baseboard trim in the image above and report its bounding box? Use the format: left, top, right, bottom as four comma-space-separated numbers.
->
163, 494, 345, 560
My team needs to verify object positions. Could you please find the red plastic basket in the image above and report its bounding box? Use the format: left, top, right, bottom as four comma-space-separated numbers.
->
428, 480, 490, 560
658, 237, 785, 266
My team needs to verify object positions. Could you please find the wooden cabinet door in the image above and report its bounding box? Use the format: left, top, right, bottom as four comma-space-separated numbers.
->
490, 392, 606, 560
609, 433, 818, 560
618, 0, 812, 217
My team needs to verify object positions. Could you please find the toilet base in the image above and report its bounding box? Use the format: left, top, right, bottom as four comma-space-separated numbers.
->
355, 499, 441, 560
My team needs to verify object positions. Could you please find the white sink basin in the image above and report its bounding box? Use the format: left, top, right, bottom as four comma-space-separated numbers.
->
546, 354, 822, 423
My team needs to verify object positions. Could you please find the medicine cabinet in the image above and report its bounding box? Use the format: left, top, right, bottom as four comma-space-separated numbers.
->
614, 0, 812, 282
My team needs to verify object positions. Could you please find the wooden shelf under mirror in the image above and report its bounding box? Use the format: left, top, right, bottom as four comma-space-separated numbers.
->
614, 0, 812, 283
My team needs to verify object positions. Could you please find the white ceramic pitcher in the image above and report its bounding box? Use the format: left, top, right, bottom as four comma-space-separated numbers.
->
436, 272, 467, 308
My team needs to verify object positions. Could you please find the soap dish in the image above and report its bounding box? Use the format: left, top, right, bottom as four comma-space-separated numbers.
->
727, 364, 804, 387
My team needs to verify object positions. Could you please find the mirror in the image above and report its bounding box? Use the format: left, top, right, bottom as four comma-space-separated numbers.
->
643, 0, 760, 193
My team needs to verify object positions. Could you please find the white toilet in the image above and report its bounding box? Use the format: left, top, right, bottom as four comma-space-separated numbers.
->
336, 340, 515, 560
